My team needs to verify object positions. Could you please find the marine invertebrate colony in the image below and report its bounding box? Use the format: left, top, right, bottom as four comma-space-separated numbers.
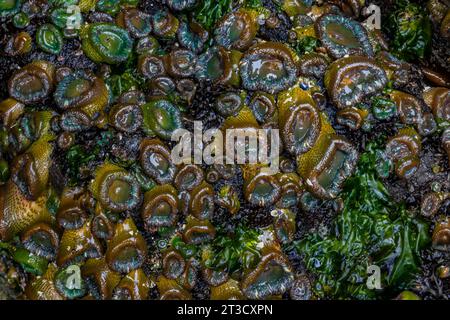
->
0, 0, 449, 302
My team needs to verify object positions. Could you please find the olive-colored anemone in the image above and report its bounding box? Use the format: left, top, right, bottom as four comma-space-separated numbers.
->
166, 0, 197, 11
214, 9, 259, 51
54, 265, 87, 299
54, 70, 109, 121
290, 274, 312, 300
82, 257, 122, 300
389, 91, 423, 125
0, 0, 21, 18
59, 109, 93, 132
141, 184, 179, 230
243, 165, 281, 207
211, 279, 245, 300
202, 268, 229, 287
36, 23, 64, 55
91, 206, 115, 240
156, 275, 192, 300
177, 21, 209, 54
113, 269, 150, 300
109, 103, 143, 133
178, 258, 198, 290
21, 223, 59, 261
249, 92, 277, 123
278, 86, 331, 156
239, 42, 298, 94
376, 51, 411, 87
196, 46, 242, 87
182, 215, 216, 245
315, 14, 373, 59
149, 76, 177, 97
0, 181, 53, 241
4, 31, 32, 56
215, 92, 244, 118
325, 56, 388, 109
420, 192, 449, 217
116, 8, 152, 38
276, 173, 304, 209
136, 35, 160, 55
423, 87, 450, 122
162, 248, 186, 280
11, 134, 53, 201
281, 0, 313, 16
25, 264, 64, 300
56, 187, 88, 230
151, 10, 179, 39
176, 78, 197, 104
298, 53, 330, 79
57, 221, 103, 267
386, 127, 422, 179
441, 9, 450, 38
165, 48, 198, 78
81, 23, 133, 64
241, 249, 294, 299
139, 138, 177, 184
189, 181, 214, 220
297, 134, 358, 200
0, 98, 24, 128
336, 107, 369, 130
141, 98, 183, 140
138, 54, 166, 80
105, 218, 147, 274
432, 217, 450, 252
8, 61, 55, 104
91, 163, 142, 213
271, 209, 296, 244
174, 164, 204, 192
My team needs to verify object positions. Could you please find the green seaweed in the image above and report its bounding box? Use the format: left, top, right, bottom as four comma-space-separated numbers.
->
193, 0, 233, 30
291, 36, 318, 56
385, 0, 432, 62
203, 224, 261, 273
296, 141, 430, 299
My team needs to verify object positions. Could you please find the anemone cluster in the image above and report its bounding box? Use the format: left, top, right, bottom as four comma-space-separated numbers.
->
0, 0, 449, 300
